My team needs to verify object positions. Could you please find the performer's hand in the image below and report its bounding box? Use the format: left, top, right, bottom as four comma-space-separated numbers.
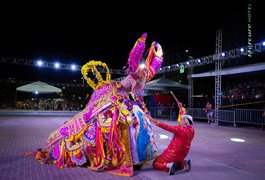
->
149, 117, 155, 122
148, 116, 158, 125
144, 114, 154, 122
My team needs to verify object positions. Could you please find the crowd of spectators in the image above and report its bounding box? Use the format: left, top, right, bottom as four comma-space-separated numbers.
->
222, 78, 265, 100
15, 98, 86, 111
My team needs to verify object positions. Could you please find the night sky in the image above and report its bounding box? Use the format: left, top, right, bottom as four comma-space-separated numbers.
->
0, 0, 264, 82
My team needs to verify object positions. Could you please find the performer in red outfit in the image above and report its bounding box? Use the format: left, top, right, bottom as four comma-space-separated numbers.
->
146, 114, 195, 175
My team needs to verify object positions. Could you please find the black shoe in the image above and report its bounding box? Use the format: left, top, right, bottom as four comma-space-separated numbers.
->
168, 162, 178, 175
184, 159, 191, 172
133, 164, 143, 171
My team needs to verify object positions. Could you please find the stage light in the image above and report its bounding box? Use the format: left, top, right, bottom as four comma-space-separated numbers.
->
240, 48, 244, 52
140, 63, 145, 69
37, 60, 43, 67
221, 52, 225, 57
262, 41, 265, 46
54, 62, 60, 69
197, 59, 201, 63
71, 64, 76, 70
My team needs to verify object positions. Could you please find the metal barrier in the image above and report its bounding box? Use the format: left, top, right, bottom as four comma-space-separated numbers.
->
188, 108, 264, 127
1, 107, 263, 127
147, 107, 265, 127
234, 109, 264, 125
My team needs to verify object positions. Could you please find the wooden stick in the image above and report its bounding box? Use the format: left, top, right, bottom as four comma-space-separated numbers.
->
170, 91, 180, 105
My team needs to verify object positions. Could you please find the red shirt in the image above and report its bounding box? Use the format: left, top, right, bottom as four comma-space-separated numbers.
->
155, 121, 194, 162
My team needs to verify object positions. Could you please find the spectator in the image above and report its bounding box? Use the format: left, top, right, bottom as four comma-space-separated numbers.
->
205, 102, 214, 124
170, 102, 177, 121
157, 102, 163, 117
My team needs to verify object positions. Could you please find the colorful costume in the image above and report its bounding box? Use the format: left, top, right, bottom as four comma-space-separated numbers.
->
177, 107, 187, 122
30, 33, 163, 177
152, 120, 194, 172
170, 91, 187, 122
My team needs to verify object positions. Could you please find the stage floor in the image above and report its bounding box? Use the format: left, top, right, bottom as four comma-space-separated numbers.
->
0, 114, 264, 180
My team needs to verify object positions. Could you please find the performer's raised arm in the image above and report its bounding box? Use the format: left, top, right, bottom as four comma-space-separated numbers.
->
170, 91, 181, 107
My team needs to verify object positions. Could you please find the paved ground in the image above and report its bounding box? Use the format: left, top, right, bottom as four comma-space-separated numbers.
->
0, 112, 265, 180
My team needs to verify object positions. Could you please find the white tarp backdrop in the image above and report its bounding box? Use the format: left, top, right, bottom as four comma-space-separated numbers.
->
145, 78, 188, 91
191, 62, 265, 78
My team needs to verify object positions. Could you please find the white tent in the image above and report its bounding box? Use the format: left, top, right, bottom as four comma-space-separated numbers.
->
145, 78, 188, 91
16, 81, 62, 94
